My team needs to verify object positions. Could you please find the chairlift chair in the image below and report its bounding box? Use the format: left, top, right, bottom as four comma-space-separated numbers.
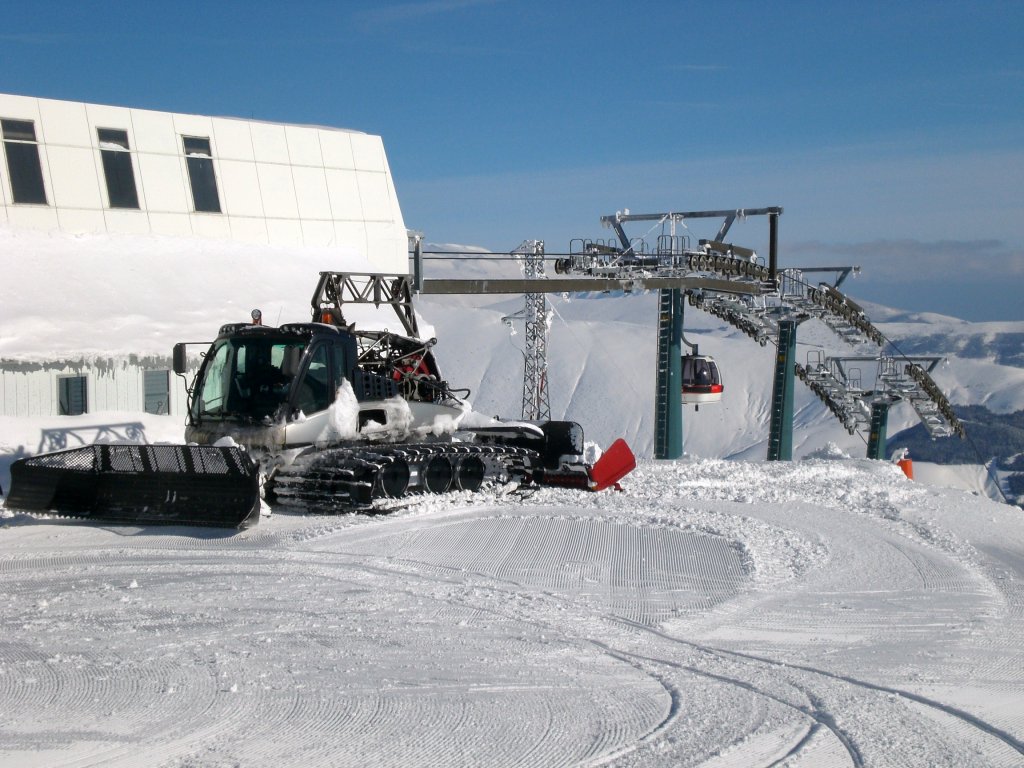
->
681, 354, 723, 405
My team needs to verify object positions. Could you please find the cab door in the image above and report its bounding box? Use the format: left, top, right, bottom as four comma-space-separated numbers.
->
283, 343, 346, 447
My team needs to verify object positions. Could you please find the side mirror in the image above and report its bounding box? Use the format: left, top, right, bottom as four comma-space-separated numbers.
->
281, 346, 302, 378
172, 343, 188, 374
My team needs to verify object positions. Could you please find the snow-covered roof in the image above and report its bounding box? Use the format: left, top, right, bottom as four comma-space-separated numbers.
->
0, 227, 392, 361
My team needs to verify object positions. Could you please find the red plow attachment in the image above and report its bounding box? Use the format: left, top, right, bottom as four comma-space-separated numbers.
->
587, 439, 636, 491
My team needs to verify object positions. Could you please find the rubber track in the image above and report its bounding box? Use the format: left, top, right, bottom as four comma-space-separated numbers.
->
272, 443, 539, 512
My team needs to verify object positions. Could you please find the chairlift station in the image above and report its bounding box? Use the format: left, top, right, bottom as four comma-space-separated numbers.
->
410, 206, 963, 461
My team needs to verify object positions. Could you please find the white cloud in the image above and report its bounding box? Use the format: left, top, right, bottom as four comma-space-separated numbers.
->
788, 238, 1024, 281
354, 0, 502, 29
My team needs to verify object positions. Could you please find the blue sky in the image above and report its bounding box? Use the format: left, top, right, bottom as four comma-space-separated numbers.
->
3, 0, 1022, 321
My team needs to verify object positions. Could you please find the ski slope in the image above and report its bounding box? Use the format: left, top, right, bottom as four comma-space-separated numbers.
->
2, 455, 1023, 766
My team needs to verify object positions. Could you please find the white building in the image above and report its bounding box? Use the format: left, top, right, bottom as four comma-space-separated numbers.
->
0, 92, 411, 422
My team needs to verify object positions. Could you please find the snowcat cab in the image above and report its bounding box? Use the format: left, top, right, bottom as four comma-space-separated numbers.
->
176, 317, 458, 454
177, 321, 359, 452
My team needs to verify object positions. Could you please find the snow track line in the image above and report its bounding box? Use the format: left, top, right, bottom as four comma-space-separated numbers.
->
613, 616, 1024, 761
768, 721, 821, 767
596, 642, 865, 768
728, 645, 1024, 758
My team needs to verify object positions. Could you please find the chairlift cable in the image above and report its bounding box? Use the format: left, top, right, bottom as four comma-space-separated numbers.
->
963, 424, 1013, 506
547, 293, 647, 407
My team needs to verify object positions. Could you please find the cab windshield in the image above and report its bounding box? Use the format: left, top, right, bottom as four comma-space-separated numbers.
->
192, 337, 306, 422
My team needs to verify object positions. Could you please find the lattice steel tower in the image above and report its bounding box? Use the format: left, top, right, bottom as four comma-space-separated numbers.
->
511, 240, 551, 421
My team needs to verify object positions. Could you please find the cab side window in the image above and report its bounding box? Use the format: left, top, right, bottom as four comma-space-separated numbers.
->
295, 344, 331, 414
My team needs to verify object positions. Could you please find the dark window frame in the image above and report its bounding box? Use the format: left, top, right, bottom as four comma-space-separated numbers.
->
143, 369, 170, 415
294, 343, 332, 415
98, 128, 140, 209
2, 118, 48, 205
182, 135, 221, 213
58, 375, 88, 416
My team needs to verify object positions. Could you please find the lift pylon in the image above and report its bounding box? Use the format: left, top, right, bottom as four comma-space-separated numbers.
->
597, 208, 782, 460
655, 288, 684, 459
768, 319, 798, 461
500, 241, 551, 421
867, 401, 891, 460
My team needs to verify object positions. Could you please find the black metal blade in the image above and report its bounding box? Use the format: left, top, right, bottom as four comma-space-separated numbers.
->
6, 444, 261, 529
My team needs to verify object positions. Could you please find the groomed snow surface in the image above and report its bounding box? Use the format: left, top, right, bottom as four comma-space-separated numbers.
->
3, 442, 1024, 767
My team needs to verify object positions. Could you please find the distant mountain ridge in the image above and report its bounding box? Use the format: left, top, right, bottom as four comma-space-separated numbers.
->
888, 405, 1024, 463
887, 406, 1024, 506
894, 333, 1024, 368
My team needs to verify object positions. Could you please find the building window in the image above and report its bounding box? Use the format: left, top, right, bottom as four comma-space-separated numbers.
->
144, 370, 170, 415
58, 375, 88, 416
98, 128, 139, 209
2, 119, 48, 205
182, 136, 221, 213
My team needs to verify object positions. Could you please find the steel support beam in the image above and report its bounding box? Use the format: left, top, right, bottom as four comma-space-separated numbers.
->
311, 272, 419, 338
600, 207, 783, 226
609, 219, 634, 255
768, 320, 797, 461
867, 401, 891, 460
419, 276, 759, 295
714, 214, 737, 243
411, 234, 424, 293
769, 211, 780, 286
655, 288, 684, 459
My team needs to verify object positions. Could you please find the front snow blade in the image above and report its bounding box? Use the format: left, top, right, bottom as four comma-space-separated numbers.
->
6, 444, 261, 529
533, 439, 637, 491
588, 439, 637, 491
